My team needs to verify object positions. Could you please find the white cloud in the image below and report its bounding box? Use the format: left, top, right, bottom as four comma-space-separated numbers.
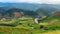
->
43, 0, 60, 4
0, 0, 60, 4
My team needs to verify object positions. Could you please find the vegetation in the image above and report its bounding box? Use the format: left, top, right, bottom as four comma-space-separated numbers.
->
0, 8, 38, 18
0, 15, 60, 34
0, 3, 60, 34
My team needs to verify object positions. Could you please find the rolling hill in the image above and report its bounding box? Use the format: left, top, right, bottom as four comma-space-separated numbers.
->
0, 2, 60, 17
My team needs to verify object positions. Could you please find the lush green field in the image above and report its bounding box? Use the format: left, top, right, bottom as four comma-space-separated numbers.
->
0, 16, 60, 34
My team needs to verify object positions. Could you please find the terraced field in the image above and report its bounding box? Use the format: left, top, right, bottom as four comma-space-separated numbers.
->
0, 16, 60, 34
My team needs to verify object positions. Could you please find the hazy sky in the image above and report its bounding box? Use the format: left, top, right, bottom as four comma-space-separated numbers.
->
0, 0, 60, 4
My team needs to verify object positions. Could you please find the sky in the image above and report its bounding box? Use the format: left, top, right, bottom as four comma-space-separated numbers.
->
0, 0, 60, 4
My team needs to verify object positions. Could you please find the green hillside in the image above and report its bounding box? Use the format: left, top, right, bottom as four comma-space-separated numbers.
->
0, 15, 60, 34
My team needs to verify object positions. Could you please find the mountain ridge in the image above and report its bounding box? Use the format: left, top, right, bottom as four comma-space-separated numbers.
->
0, 2, 60, 17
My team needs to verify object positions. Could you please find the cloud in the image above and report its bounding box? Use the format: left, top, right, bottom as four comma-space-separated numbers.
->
43, 0, 60, 4
0, 0, 60, 4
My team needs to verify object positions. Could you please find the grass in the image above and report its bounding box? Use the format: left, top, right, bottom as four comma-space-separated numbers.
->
0, 16, 60, 34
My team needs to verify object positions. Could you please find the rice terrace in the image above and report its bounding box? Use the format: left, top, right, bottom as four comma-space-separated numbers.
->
0, 0, 60, 34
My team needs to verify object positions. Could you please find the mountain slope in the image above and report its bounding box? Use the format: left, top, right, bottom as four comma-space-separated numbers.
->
0, 3, 60, 17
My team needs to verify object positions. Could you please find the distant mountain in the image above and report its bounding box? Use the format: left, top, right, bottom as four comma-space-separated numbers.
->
0, 2, 60, 11
36, 4, 60, 17
0, 2, 40, 11
0, 2, 60, 17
